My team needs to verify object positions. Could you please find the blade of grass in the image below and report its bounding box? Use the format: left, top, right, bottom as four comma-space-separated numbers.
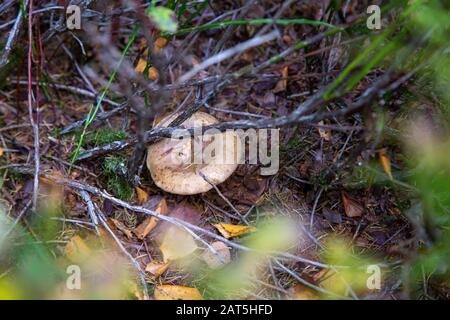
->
181, 0, 209, 27
71, 27, 139, 163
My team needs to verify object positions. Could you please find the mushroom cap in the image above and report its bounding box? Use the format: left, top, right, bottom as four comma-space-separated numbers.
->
147, 112, 240, 195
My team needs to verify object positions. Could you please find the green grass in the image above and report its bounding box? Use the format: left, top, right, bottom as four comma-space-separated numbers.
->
70, 27, 139, 163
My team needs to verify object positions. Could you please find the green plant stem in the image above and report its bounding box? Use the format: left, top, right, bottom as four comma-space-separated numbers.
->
71, 27, 139, 163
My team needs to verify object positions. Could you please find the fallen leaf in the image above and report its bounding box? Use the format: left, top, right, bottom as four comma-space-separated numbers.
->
135, 58, 148, 74
135, 187, 149, 205
341, 191, 364, 217
159, 226, 198, 262
202, 241, 231, 269
110, 218, 133, 239
154, 285, 203, 300
145, 261, 170, 277
154, 37, 168, 53
65, 235, 91, 262
0, 147, 3, 157
135, 59, 159, 80
148, 66, 159, 80
273, 66, 289, 93
379, 148, 393, 179
287, 284, 320, 300
213, 223, 256, 239
317, 120, 331, 141
134, 197, 168, 239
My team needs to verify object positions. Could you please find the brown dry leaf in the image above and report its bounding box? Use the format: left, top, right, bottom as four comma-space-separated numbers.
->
201, 241, 231, 269
154, 37, 168, 53
317, 120, 331, 141
145, 260, 170, 277
134, 197, 168, 239
273, 66, 288, 93
341, 191, 364, 217
0, 147, 3, 157
65, 235, 91, 262
135, 187, 149, 205
287, 284, 320, 300
159, 226, 198, 262
154, 285, 203, 300
213, 223, 256, 239
135, 217, 158, 239
379, 148, 393, 179
148, 66, 159, 80
110, 218, 133, 239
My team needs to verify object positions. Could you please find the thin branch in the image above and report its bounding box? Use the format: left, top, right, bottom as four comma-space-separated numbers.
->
27, 0, 39, 212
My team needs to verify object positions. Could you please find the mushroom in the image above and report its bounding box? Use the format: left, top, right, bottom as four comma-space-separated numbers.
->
146, 112, 241, 195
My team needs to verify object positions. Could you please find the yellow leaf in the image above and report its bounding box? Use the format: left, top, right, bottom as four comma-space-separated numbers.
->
0, 147, 3, 157
135, 187, 149, 205
134, 197, 168, 239
159, 226, 198, 262
213, 223, 256, 239
135, 58, 148, 74
65, 235, 91, 262
202, 241, 231, 269
379, 148, 393, 179
145, 261, 170, 277
154, 285, 203, 300
135, 59, 159, 80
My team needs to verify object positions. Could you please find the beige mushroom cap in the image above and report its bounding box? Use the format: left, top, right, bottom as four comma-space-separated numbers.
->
147, 112, 241, 195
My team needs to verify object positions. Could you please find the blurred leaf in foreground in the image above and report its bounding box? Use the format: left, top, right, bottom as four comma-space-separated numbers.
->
148, 7, 178, 33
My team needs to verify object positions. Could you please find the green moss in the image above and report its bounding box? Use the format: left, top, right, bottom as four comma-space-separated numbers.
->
102, 157, 134, 201
76, 129, 128, 148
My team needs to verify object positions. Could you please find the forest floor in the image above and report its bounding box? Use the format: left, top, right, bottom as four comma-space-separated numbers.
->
1, 0, 449, 300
